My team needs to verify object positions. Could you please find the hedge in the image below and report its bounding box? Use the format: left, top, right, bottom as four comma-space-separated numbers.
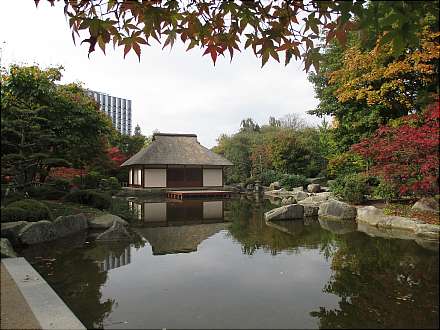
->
1, 207, 28, 223
63, 190, 111, 210
7, 199, 52, 221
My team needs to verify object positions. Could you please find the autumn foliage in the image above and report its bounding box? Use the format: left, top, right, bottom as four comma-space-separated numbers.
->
107, 146, 128, 167
352, 101, 440, 196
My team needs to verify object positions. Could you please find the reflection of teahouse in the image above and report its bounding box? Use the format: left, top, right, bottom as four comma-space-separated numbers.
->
121, 133, 233, 188
136, 223, 229, 255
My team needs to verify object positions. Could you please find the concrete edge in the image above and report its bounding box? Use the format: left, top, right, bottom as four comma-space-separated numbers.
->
2, 257, 86, 330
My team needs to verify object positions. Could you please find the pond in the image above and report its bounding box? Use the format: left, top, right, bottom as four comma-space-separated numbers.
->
20, 197, 439, 329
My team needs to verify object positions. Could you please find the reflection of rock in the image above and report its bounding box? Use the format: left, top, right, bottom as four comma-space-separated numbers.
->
319, 218, 357, 235
264, 204, 304, 221
415, 239, 439, 252
136, 222, 229, 255
265, 220, 305, 236
1, 238, 16, 258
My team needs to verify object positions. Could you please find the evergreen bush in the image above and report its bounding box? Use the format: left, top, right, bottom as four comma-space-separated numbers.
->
26, 185, 67, 200
279, 174, 307, 190
330, 173, 368, 204
63, 190, 111, 210
1, 207, 27, 222
7, 199, 52, 221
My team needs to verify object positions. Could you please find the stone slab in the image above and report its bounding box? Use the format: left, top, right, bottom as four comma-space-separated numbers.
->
1, 263, 41, 330
2, 257, 85, 330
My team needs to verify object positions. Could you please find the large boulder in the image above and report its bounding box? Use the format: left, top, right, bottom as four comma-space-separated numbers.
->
53, 213, 88, 238
318, 200, 357, 220
415, 223, 440, 240
96, 221, 131, 241
89, 214, 128, 229
412, 197, 439, 213
1, 221, 28, 246
281, 197, 296, 205
1, 238, 17, 258
18, 221, 57, 245
303, 204, 319, 217
356, 206, 386, 226
294, 191, 309, 202
298, 192, 332, 206
269, 181, 281, 191
264, 204, 304, 221
307, 184, 321, 193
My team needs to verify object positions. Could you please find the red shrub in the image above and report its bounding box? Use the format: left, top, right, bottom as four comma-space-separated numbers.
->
49, 167, 86, 180
352, 101, 439, 196
107, 147, 128, 167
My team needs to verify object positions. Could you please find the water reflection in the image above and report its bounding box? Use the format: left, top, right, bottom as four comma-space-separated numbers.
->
19, 198, 438, 329
19, 234, 125, 329
91, 244, 131, 272
129, 199, 226, 226
311, 233, 439, 329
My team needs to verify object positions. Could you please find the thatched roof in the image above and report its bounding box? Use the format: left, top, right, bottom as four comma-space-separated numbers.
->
121, 133, 233, 167
135, 222, 229, 255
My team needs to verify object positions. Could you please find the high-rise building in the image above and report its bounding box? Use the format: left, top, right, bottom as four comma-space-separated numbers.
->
87, 90, 132, 135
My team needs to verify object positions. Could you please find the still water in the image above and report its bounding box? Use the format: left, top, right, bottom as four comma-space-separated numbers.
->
21, 197, 439, 329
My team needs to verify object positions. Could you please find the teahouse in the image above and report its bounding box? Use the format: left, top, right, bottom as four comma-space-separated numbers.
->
121, 133, 233, 189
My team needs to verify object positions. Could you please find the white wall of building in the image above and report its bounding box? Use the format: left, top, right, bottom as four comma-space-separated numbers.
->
144, 168, 167, 188
203, 168, 223, 187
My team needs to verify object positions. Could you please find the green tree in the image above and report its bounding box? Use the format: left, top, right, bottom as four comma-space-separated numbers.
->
111, 125, 150, 158
1, 65, 114, 187
133, 124, 142, 136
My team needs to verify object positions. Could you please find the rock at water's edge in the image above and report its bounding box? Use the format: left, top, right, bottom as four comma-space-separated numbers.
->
96, 221, 131, 241
1, 221, 28, 246
89, 214, 128, 229
318, 200, 357, 220
53, 213, 88, 238
18, 221, 57, 245
1, 238, 17, 258
265, 204, 304, 221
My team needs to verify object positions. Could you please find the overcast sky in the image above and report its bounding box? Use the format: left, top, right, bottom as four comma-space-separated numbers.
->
0, 1, 322, 147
